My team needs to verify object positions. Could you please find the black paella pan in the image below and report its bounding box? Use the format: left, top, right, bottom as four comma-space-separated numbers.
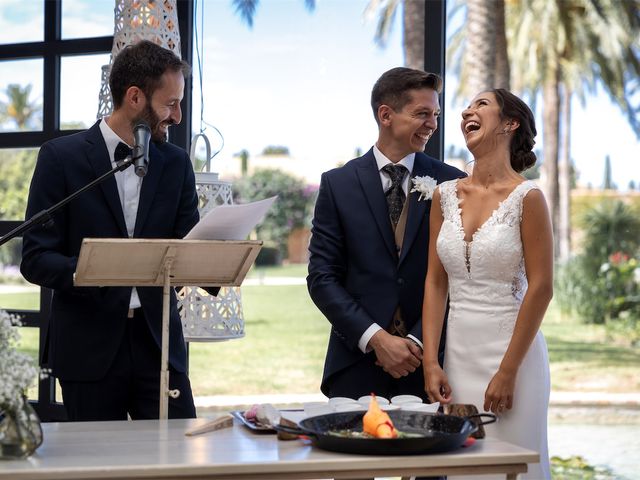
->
275, 410, 496, 455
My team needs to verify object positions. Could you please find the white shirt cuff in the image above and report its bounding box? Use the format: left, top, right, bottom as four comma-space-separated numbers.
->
358, 324, 382, 353
407, 334, 423, 350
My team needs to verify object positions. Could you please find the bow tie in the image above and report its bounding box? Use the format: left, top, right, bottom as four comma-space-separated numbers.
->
114, 142, 132, 163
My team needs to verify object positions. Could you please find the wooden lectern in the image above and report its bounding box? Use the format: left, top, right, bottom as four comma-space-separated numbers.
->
74, 238, 262, 420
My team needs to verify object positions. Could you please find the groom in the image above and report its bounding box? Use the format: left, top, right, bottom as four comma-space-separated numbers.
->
307, 67, 465, 401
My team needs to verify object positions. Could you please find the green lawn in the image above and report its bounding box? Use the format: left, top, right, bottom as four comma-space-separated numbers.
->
3, 269, 639, 396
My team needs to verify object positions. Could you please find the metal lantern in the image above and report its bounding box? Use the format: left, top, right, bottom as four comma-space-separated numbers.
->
97, 1, 246, 341
97, 0, 182, 118
177, 134, 246, 342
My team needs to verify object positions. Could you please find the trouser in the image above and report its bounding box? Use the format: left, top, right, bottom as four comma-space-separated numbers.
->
59, 308, 196, 421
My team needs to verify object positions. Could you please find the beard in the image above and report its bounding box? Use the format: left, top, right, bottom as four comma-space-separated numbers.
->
135, 103, 173, 143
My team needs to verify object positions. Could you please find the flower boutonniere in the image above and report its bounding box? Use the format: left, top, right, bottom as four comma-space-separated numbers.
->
410, 175, 437, 201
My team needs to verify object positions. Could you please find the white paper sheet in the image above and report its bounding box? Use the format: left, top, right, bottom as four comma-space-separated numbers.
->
184, 196, 277, 241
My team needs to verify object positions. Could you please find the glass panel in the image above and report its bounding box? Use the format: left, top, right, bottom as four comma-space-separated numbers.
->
16, 327, 39, 401
0, 59, 43, 132
0, 256, 40, 311
190, 1, 403, 182
62, 0, 114, 40
0, 237, 39, 312
60, 53, 110, 130
0, 148, 38, 221
0, 1, 44, 44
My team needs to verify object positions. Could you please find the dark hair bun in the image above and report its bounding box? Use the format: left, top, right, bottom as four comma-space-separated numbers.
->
511, 150, 536, 173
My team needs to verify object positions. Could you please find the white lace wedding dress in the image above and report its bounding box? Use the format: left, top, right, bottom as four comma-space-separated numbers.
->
436, 179, 551, 480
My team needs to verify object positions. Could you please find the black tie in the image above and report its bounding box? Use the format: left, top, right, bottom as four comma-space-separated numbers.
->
382, 163, 407, 229
114, 142, 132, 164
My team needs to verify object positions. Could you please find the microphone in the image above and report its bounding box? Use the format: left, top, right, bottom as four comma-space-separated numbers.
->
132, 122, 151, 178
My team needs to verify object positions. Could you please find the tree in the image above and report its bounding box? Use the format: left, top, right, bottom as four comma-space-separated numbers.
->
447, 0, 510, 99
0, 84, 41, 131
261, 145, 290, 156
364, 0, 425, 70
603, 155, 615, 190
232, 0, 315, 28
0, 149, 38, 266
234, 168, 317, 260
508, 0, 640, 258
234, 149, 250, 176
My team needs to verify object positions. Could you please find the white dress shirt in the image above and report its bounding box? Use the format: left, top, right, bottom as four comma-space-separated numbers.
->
357, 145, 423, 352
99, 118, 142, 309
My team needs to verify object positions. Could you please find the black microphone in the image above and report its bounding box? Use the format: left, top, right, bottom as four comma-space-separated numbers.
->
132, 122, 151, 178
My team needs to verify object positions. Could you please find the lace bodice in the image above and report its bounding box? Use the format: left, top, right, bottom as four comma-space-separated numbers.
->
436, 179, 538, 333
436, 178, 551, 480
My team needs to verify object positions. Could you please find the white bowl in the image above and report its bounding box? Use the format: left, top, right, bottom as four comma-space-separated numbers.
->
303, 403, 333, 417
400, 402, 440, 413
380, 403, 401, 411
328, 396, 356, 406
334, 402, 365, 412
357, 395, 390, 406
390, 394, 423, 405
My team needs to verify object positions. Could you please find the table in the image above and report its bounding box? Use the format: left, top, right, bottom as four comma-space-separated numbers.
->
0, 417, 539, 480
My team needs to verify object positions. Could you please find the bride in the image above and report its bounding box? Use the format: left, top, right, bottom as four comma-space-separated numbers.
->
421, 89, 553, 479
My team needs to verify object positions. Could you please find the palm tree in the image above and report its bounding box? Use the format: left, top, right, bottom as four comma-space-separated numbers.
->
446, 0, 509, 99
508, 0, 640, 258
232, 0, 315, 28
365, 0, 425, 70
1, 84, 40, 130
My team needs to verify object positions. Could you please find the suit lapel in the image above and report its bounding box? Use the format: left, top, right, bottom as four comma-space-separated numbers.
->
398, 154, 434, 265
134, 142, 165, 236
85, 122, 128, 236
356, 151, 397, 259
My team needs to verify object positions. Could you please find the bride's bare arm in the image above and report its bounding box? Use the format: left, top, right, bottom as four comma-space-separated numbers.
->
484, 188, 553, 413
422, 187, 452, 403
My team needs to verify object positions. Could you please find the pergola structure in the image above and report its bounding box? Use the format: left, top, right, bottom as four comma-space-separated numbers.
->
0, 0, 446, 422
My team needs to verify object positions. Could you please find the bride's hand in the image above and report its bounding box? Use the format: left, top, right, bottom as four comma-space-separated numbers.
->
484, 369, 516, 414
423, 364, 452, 404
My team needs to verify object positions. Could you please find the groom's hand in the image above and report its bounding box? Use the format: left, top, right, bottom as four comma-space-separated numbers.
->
369, 331, 422, 379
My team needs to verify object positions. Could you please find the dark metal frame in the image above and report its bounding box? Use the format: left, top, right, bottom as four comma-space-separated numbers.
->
1, 0, 443, 421
0, 0, 194, 421
423, 0, 447, 161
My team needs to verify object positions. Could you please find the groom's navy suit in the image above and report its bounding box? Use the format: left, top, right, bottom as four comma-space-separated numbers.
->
308, 148, 464, 399
21, 121, 198, 418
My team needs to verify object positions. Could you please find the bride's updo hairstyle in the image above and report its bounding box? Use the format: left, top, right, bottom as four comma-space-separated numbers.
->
492, 88, 537, 173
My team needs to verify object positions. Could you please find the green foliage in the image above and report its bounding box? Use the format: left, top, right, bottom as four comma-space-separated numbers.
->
0, 83, 41, 131
0, 149, 38, 266
579, 201, 640, 275
551, 455, 616, 479
0, 149, 37, 221
261, 145, 290, 156
556, 201, 640, 340
234, 168, 318, 260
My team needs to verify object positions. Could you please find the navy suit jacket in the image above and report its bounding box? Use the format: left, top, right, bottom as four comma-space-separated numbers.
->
307, 148, 465, 395
21, 121, 199, 382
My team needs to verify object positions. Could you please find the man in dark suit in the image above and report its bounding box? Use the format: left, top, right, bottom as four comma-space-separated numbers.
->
21, 41, 199, 421
308, 67, 465, 402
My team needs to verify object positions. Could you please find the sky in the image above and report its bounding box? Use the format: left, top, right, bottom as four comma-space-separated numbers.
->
0, 0, 638, 189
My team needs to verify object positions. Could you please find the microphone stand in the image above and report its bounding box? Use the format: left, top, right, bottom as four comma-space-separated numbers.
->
0, 155, 141, 247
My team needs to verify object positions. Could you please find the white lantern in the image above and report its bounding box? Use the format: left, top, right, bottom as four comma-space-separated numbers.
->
98, 1, 246, 342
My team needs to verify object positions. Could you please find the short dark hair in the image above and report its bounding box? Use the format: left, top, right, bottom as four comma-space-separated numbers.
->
371, 67, 443, 124
491, 88, 537, 173
109, 40, 191, 108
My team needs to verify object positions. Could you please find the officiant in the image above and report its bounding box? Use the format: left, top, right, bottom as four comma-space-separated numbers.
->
20, 40, 200, 422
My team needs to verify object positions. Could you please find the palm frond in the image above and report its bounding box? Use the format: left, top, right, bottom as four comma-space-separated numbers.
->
232, 0, 259, 28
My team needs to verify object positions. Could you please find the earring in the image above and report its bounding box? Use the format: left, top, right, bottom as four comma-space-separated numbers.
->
502, 127, 510, 134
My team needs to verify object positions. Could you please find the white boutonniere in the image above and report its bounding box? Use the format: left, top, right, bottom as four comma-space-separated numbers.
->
410, 175, 437, 201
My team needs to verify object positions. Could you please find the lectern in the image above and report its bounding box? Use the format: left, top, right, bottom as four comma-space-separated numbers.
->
74, 238, 262, 419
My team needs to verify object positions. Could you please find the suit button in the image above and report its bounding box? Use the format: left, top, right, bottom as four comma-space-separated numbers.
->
397, 278, 404, 285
